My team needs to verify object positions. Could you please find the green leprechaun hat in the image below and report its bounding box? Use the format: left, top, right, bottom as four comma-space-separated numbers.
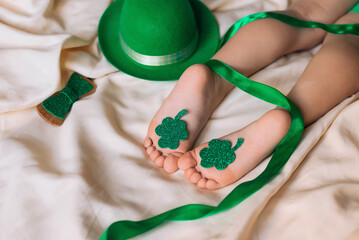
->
98, 0, 219, 81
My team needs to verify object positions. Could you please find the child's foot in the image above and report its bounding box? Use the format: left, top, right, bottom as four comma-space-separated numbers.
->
178, 109, 291, 189
144, 64, 234, 173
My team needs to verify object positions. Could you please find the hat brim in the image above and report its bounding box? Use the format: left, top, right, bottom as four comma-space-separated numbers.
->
98, 0, 219, 81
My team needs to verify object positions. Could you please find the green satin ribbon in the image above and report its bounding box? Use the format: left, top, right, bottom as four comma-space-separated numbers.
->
42, 73, 94, 119
349, 2, 359, 14
218, 11, 359, 50
100, 12, 359, 240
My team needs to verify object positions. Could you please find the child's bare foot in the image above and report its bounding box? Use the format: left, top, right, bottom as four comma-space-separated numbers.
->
144, 64, 234, 173
178, 109, 291, 189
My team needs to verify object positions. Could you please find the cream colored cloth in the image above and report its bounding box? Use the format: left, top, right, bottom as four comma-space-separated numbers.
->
1, 0, 359, 239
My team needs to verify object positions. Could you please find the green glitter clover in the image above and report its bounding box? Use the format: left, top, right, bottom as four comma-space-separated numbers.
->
155, 109, 189, 150
200, 138, 244, 170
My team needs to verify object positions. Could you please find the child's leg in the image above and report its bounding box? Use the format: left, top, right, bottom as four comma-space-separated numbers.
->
144, 0, 354, 174
178, 10, 359, 189
211, 0, 358, 76
288, 12, 359, 126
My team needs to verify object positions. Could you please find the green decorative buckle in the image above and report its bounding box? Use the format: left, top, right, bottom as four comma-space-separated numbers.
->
155, 109, 189, 150
200, 138, 244, 170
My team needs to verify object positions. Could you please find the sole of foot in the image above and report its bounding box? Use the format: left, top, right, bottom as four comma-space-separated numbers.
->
178, 109, 291, 189
144, 64, 235, 173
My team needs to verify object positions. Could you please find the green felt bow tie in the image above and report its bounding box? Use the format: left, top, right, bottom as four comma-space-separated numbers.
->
42, 73, 95, 120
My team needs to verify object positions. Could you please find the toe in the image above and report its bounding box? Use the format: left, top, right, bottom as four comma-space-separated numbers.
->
206, 180, 221, 190
144, 137, 153, 148
155, 156, 165, 167
185, 168, 196, 178
146, 146, 156, 155
150, 150, 162, 161
189, 172, 202, 184
178, 152, 197, 170
197, 178, 207, 189
163, 154, 179, 174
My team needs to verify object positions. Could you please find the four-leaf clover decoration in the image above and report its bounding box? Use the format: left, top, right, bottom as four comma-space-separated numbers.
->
155, 109, 189, 150
200, 138, 244, 170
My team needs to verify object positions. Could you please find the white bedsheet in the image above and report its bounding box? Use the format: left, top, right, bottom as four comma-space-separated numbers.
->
1, 0, 359, 239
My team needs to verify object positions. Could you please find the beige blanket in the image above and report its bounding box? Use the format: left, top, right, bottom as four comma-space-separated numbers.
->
1, 0, 359, 239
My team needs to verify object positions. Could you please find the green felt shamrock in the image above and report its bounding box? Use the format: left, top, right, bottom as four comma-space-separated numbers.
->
200, 138, 244, 170
155, 109, 189, 150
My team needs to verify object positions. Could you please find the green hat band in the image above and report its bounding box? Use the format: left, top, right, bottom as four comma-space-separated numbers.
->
120, 31, 199, 66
